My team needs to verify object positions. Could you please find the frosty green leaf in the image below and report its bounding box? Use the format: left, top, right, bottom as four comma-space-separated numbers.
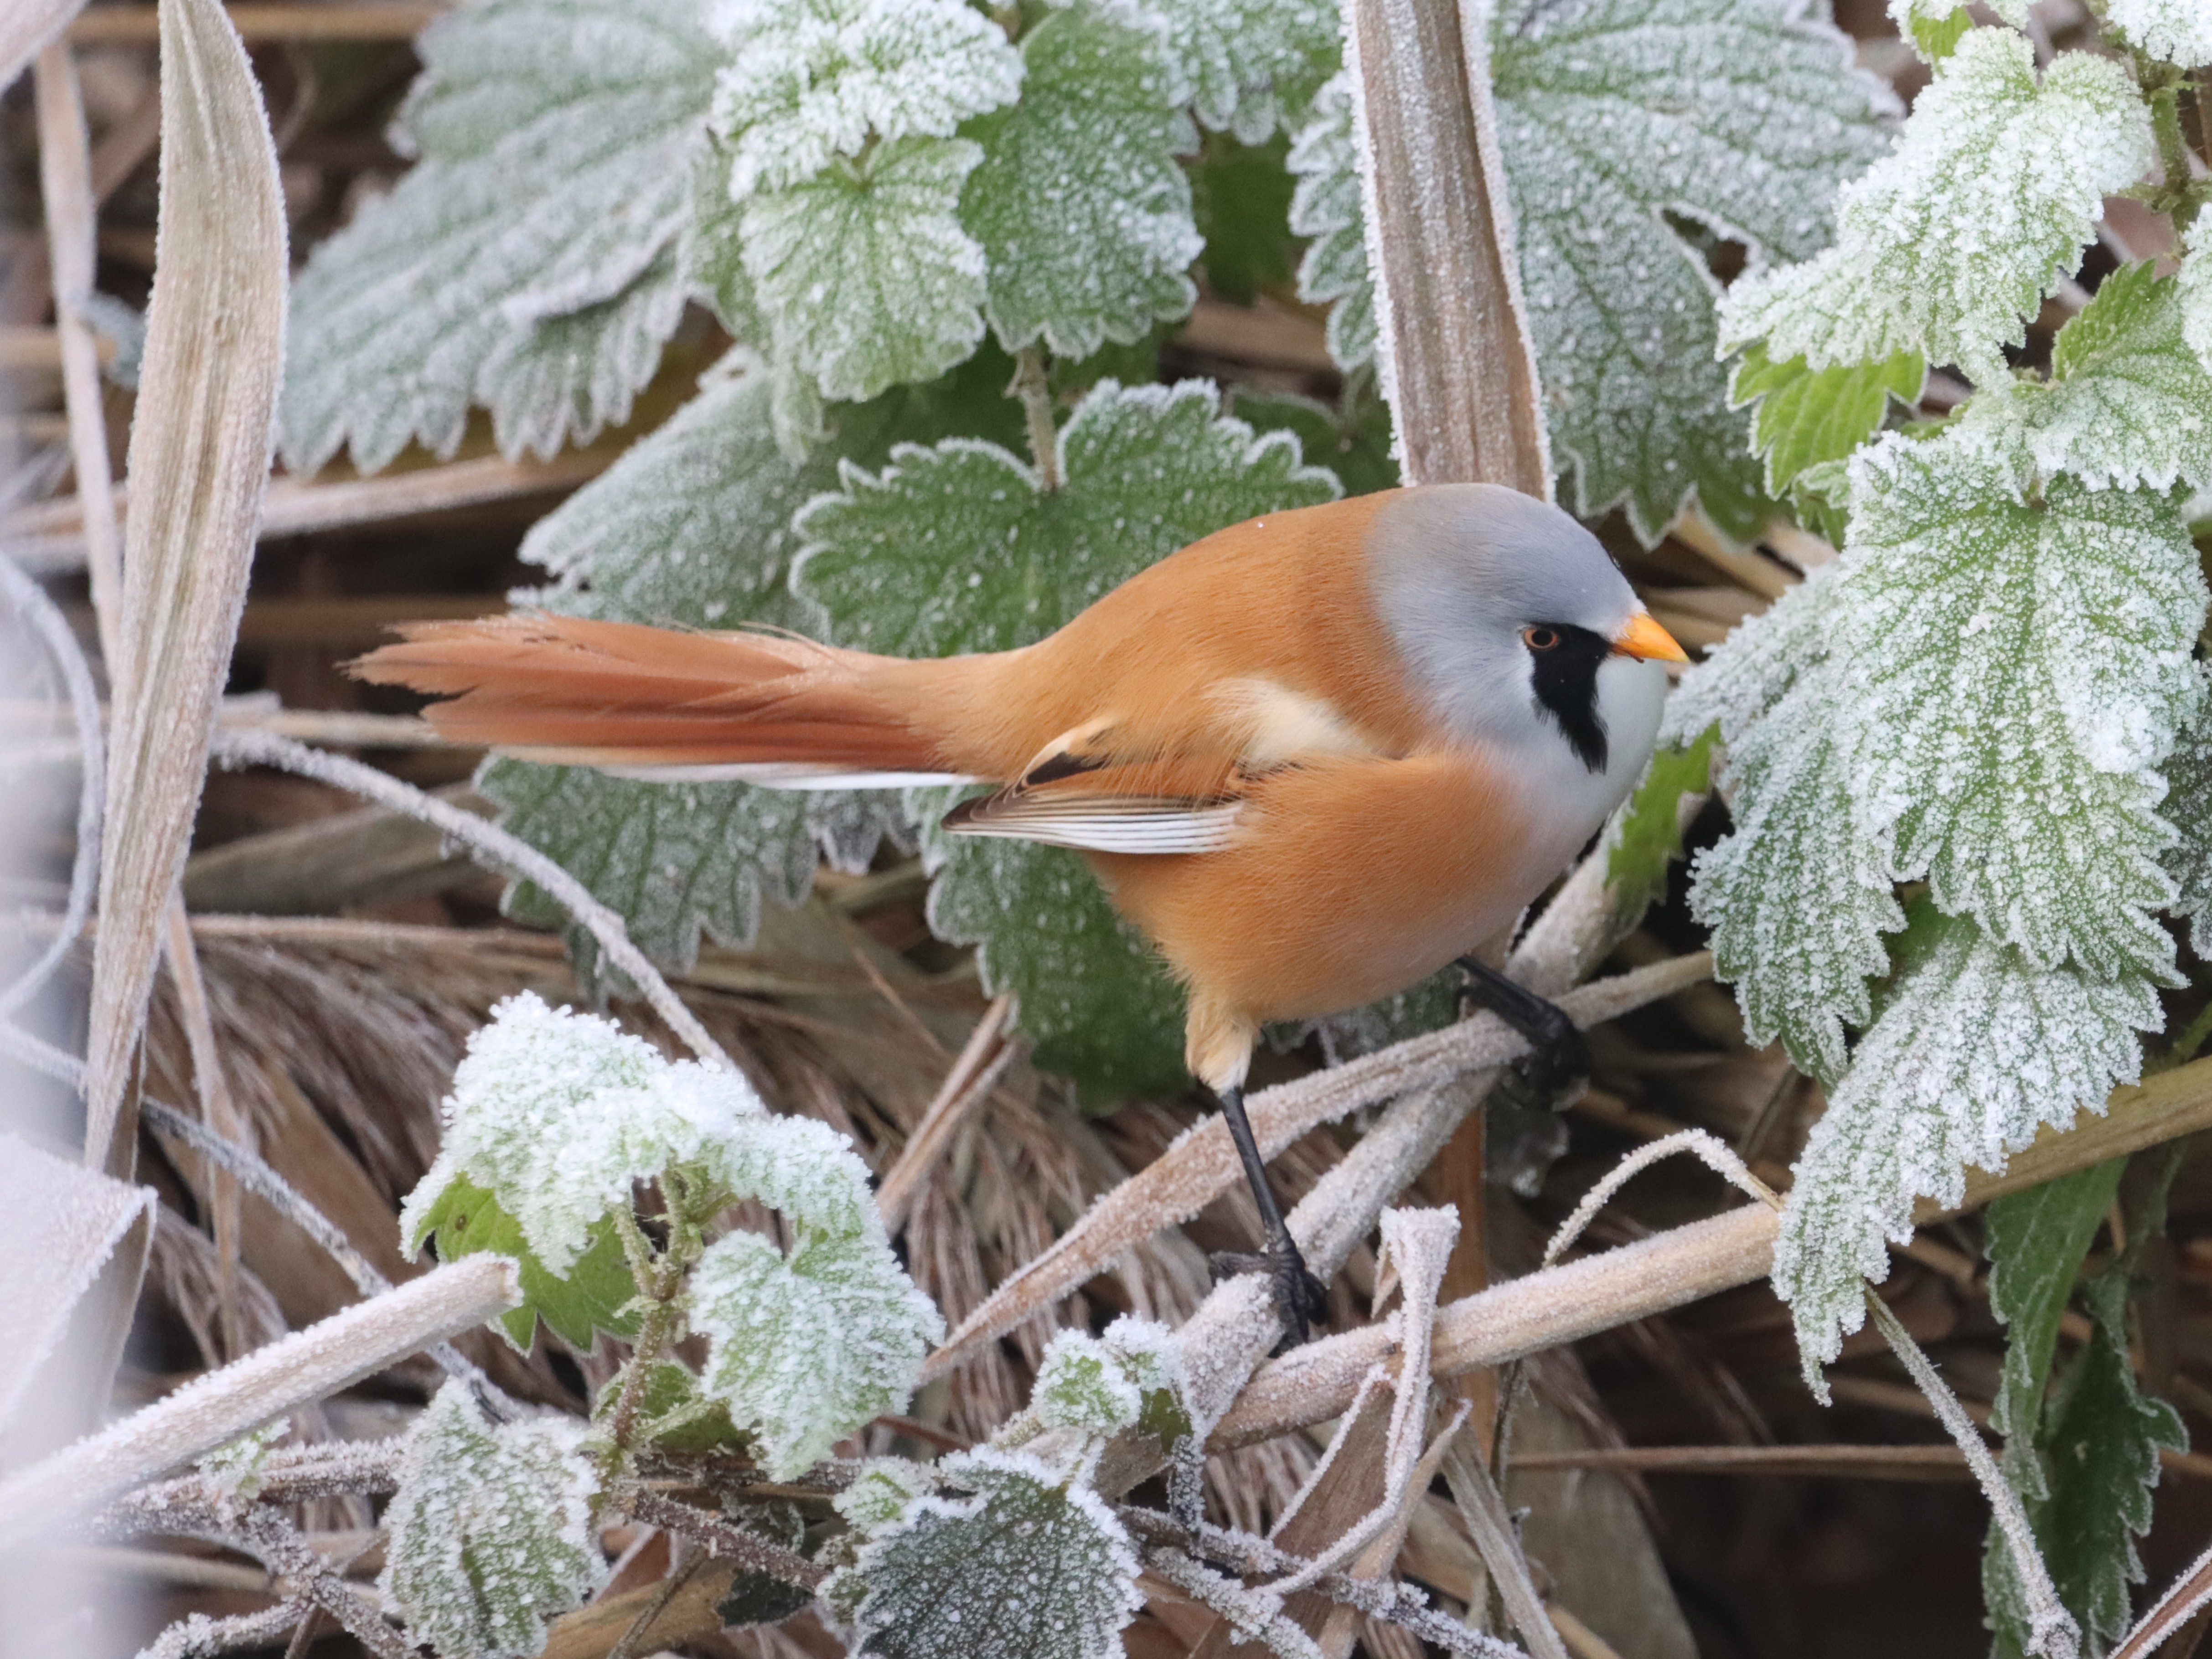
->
1720, 30, 2153, 388
692, 1222, 945, 1479
1773, 910, 2159, 1376
744, 138, 989, 404
283, 0, 716, 473
409, 1172, 640, 1352
1985, 1162, 2127, 1448
2163, 670, 2212, 957
707, 0, 1022, 196
1887, 0, 2023, 62
794, 381, 1336, 1094
1728, 343, 1925, 494
1286, 72, 1373, 372
1838, 436, 2203, 980
853, 1448, 1142, 1659
836, 1458, 941, 1535
1665, 567, 1901, 1082
1956, 262, 2212, 493
1141, 0, 1338, 144
960, 3, 1202, 361
382, 1381, 605, 1659
2105, 0, 2212, 67
1607, 727, 1716, 928
1033, 1330, 1143, 1437
2180, 219, 2212, 372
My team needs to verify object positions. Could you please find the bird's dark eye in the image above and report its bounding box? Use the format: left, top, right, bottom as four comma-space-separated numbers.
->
1523, 625, 1561, 652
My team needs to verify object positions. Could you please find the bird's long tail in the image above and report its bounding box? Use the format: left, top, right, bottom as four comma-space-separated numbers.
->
351, 614, 981, 787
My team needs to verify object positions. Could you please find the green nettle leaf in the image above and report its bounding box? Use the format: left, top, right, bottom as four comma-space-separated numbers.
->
1985, 1162, 2129, 1450
1230, 386, 1399, 499
793, 380, 1338, 1096
1285, 72, 1374, 374
744, 138, 991, 404
1720, 29, 2154, 388
1838, 437, 2203, 981
486, 359, 1024, 970
2104, 0, 2212, 67
961, 3, 1203, 361
283, 0, 716, 473
1607, 727, 1717, 927
382, 1381, 606, 1659
2163, 668, 2212, 956
1992, 1272, 2188, 1657
692, 1223, 946, 1480
853, 1448, 1143, 1659
411, 1174, 640, 1352
1189, 130, 1296, 307
1728, 343, 1926, 494
1663, 566, 1902, 1082
2181, 221, 2212, 371
1957, 262, 2212, 494
707, 0, 1023, 196
1140, 0, 1339, 144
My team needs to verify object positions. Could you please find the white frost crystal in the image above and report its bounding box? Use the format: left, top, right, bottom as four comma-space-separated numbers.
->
382, 1382, 606, 1659
2182, 217, 2212, 372
2105, 0, 2212, 67
708, 0, 1022, 196
853, 1448, 1142, 1659
1774, 913, 2158, 1379
1032, 1331, 1144, 1437
1721, 29, 2152, 386
1287, 72, 1373, 372
1139, 0, 1338, 143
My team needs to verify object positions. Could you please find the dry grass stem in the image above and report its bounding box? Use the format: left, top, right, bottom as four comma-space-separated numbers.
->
878, 993, 1013, 1233
1442, 1434, 1570, 1659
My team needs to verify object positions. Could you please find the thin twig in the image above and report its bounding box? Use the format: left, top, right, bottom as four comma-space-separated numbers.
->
139, 1602, 315, 1659
604, 1540, 707, 1659
615, 1487, 827, 1590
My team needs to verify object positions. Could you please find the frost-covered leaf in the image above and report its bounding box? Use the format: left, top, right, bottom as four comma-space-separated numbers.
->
1720, 30, 2152, 387
1492, 0, 1892, 542
1230, 385, 1398, 498
1607, 727, 1716, 927
853, 1448, 1142, 1659
382, 1381, 605, 1659
487, 358, 1025, 971
1773, 909, 2158, 1376
2164, 669, 2212, 957
1992, 1271, 2188, 1657
794, 381, 1337, 1096
1838, 436, 2202, 980
707, 0, 1022, 196
403, 992, 769, 1276
692, 1222, 945, 1479
1956, 262, 2212, 493
2105, 0, 2212, 67
1142, 0, 1338, 144
2177, 218, 2212, 372
283, 0, 716, 472
592, 1359, 746, 1452
1666, 566, 1901, 1081
1032, 1330, 1142, 1437
1985, 1161, 2127, 1448
960, 3, 1202, 360
837, 1458, 941, 1535
409, 1171, 641, 1351
1286, 72, 1373, 372
744, 138, 989, 404
1889, 1, 1982, 63
1728, 343, 1925, 494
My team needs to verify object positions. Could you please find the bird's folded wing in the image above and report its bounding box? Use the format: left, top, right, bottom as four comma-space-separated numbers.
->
943, 750, 1247, 855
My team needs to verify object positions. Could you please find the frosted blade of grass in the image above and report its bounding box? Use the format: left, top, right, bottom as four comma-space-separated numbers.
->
82, 0, 287, 1170
0, 0, 80, 94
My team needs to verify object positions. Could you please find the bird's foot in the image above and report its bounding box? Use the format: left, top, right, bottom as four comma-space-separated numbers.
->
1208, 1233, 1328, 1349
1456, 958, 1591, 1115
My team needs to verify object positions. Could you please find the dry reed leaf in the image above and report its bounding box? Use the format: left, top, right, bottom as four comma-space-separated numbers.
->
81, 0, 287, 1169
0, 0, 85, 99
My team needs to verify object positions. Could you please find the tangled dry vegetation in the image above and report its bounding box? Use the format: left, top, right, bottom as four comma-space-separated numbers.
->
11, 3, 2212, 1658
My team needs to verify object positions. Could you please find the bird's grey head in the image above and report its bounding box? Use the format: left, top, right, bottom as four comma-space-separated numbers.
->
1364, 484, 1678, 775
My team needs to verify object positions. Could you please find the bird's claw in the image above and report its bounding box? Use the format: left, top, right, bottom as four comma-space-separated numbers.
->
1209, 1237, 1328, 1349
1457, 981, 1590, 1114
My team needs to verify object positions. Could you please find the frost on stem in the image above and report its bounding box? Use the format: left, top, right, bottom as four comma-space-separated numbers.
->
1721, 28, 2153, 388
851, 1448, 1143, 1659
382, 1381, 606, 1659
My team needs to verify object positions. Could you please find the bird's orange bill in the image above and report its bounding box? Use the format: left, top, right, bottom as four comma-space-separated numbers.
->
1611, 611, 1689, 663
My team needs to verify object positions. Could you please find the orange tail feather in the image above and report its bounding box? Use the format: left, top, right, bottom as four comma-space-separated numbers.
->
350, 614, 961, 776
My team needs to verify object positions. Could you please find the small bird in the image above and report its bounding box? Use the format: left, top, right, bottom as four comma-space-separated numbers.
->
355, 483, 1685, 1341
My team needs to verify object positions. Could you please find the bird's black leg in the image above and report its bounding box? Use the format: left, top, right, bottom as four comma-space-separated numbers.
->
1455, 955, 1590, 1114
1204, 1084, 1328, 1347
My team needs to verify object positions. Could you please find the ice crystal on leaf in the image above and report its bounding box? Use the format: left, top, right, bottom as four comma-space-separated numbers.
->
1720, 29, 2152, 388
1837, 436, 2202, 980
794, 382, 1337, 1097
1887, 0, 2026, 61
1286, 72, 1373, 372
2181, 219, 2212, 371
382, 1381, 605, 1659
837, 1458, 941, 1535
2162, 669, 2212, 957
1774, 909, 2159, 1379
283, 0, 716, 473
1955, 262, 2212, 493
692, 1220, 945, 1479
1033, 1331, 1143, 1437
744, 139, 990, 404
706, 0, 1021, 197
2104, 0, 2212, 67
960, 4, 1203, 362
853, 1448, 1142, 1659
1137, 0, 1339, 144
1664, 566, 1901, 1082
